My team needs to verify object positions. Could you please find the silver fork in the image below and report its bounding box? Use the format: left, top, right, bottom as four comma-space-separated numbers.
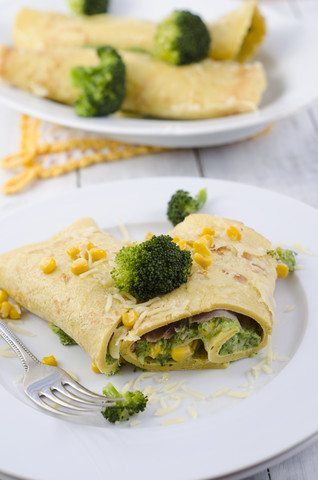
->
0, 319, 123, 417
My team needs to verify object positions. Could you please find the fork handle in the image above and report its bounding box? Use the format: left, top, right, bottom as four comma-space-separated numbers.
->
0, 319, 41, 371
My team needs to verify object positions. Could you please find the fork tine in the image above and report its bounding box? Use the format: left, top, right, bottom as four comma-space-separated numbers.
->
62, 378, 124, 403
40, 388, 111, 412
32, 395, 80, 417
55, 384, 111, 407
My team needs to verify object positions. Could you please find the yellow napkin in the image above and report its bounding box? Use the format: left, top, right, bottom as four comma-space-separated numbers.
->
1, 115, 164, 194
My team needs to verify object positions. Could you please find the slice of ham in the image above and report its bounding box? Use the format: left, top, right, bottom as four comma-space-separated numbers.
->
142, 310, 238, 343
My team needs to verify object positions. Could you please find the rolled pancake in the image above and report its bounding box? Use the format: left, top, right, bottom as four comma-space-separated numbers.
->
0, 46, 266, 120
0, 217, 128, 374
121, 214, 277, 371
13, 1, 265, 61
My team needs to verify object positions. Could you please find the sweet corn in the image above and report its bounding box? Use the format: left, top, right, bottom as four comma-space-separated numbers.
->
71, 258, 89, 275
42, 355, 57, 366
193, 253, 212, 268
67, 246, 79, 260
171, 343, 194, 362
77, 241, 94, 251
276, 264, 289, 278
201, 227, 215, 236
201, 234, 213, 247
9, 304, 21, 320
0, 301, 11, 319
90, 248, 107, 262
193, 240, 211, 257
122, 310, 138, 328
172, 237, 180, 243
226, 226, 242, 241
186, 240, 194, 248
178, 240, 188, 250
149, 344, 162, 359
91, 360, 101, 373
40, 257, 56, 274
0, 289, 8, 303
145, 232, 154, 240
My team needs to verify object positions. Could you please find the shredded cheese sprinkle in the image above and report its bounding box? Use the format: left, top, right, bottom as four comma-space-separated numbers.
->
162, 417, 186, 426
130, 420, 141, 428
188, 407, 198, 419
7, 322, 35, 337
284, 305, 295, 313
133, 372, 155, 390
182, 386, 206, 400
211, 387, 229, 398
292, 243, 314, 256
155, 399, 181, 417
228, 391, 252, 399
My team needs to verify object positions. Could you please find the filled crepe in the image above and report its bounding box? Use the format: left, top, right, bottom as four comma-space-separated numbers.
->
0, 214, 277, 373
121, 214, 277, 371
13, 1, 265, 62
0, 217, 129, 374
0, 46, 266, 120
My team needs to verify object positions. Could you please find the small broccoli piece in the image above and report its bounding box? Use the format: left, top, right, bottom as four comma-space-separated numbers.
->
101, 383, 148, 423
275, 247, 297, 272
268, 247, 297, 273
71, 46, 125, 117
49, 324, 77, 345
167, 188, 207, 226
111, 235, 192, 303
153, 10, 211, 65
68, 0, 109, 15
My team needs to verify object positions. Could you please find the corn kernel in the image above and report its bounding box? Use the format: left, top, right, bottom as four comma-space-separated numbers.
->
193, 253, 212, 268
67, 246, 79, 260
171, 344, 194, 362
145, 232, 154, 240
172, 237, 180, 243
201, 234, 213, 247
201, 227, 215, 236
149, 344, 162, 359
71, 258, 89, 275
193, 240, 211, 257
178, 240, 188, 250
276, 264, 289, 278
122, 310, 138, 328
87, 242, 94, 250
0, 301, 11, 319
90, 248, 107, 262
91, 360, 101, 373
0, 289, 9, 303
42, 355, 57, 366
9, 304, 21, 320
226, 226, 242, 241
40, 257, 56, 274
186, 240, 194, 248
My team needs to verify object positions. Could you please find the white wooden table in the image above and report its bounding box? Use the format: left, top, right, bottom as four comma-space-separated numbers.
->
0, 1, 317, 479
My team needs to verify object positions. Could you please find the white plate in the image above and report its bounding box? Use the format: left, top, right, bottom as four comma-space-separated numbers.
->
0, 0, 318, 147
0, 177, 318, 480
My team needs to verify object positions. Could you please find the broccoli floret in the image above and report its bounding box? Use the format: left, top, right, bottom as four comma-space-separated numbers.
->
153, 10, 211, 65
275, 247, 297, 272
68, 0, 109, 15
71, 46, 125, 117
111, 235, 192, 303
101, 383, 148, 423
268, 247, 297, 273
167, 188, 207, 226
49, 324, 77, 345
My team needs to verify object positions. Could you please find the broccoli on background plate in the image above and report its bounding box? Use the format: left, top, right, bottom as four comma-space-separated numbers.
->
167, 188, 207, 226
111, 235, 192, 303
71, 46, 125, 117
68, 0, 109, 15
153, 10, 211, 65
101, 383, 148, 423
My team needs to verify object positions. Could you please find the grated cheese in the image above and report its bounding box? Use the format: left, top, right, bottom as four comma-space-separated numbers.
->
133, 372, 155, 390
117, 217, 135, 243
154, 373, 170, 384
79, 267, 98, 279
155, 399, 181, 417
228, 391, 252, 399
211, 387, 229, 398
121, 380, 134, 395
160, 397, 167, 409
239, 382, 249, 388
162, 417, 186, 426
0, 345, 16, 358
130, 420, 141, 428
188, 407, 198, 419
262, 364, 273, 375
104, 293, 113, 313
292, 243, 314, 256
169, 394, 186, 400
148, 394, 159, 405
162, 379, 186, 394
284, 305, 295, 313
7, 322, 35, 337
182, 386, 206, 400
295, 264, 305, 270
275, 355, 290, 362
246, 370, 255, 384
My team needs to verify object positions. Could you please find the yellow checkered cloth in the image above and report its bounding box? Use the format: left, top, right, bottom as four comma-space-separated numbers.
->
1, 115, 164, 194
